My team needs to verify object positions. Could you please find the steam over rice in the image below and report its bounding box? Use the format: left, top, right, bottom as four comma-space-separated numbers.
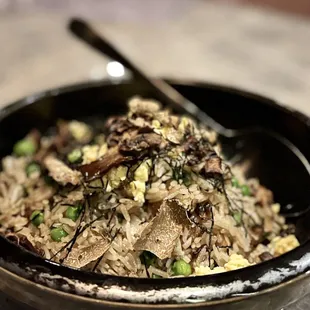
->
0, 97, 299, 278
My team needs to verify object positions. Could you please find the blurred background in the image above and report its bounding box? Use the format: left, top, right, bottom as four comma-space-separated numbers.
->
1, 0, 310, 17
1, 0, 310, 113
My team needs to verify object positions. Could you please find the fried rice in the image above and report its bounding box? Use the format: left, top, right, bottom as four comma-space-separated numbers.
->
0, 97, 299, 278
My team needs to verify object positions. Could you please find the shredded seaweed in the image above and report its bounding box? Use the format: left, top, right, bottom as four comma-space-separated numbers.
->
1, 97, 295, 278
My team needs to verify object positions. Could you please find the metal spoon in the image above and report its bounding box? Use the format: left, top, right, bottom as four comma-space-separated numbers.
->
68, 17, 310, 218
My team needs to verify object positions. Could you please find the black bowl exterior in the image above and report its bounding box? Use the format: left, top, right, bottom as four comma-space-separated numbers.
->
1, 79, 310, 310
2, 265, 310, 310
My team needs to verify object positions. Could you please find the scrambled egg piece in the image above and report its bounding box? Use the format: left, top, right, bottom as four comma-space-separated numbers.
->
88, 178, 102, 188
69, 121, 92, 143
152, 120, 161, 129
130, 181, 146, 204
178, 117, 191, 134
106, 166, 128, 192
82, 145, 99, 164
134, 160, 151, 182
98, 144, 107, 158
271, 203, 281, 214
194, 254, 251, 276
224, 254, 251, 271
82, 144, 108, 164
129, 159, 152, 204
269, 235, 300, 256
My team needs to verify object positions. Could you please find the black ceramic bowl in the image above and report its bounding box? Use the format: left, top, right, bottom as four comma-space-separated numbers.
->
1, 79, 310, 310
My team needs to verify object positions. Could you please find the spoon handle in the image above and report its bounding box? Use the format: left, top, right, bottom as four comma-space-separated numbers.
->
68, 18, 228, 135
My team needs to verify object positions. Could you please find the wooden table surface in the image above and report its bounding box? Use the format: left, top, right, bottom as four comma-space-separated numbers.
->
1, 1, 310, 309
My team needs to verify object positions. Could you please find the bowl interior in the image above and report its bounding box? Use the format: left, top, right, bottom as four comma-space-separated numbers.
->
1, 81, 309, 204
1, 79, 310, 299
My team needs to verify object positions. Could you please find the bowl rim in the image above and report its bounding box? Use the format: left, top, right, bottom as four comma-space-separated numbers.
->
1, 264, 309, 308
1, 78, 310, 305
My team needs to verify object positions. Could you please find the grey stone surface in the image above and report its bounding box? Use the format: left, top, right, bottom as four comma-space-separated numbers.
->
1, 0, 310, 309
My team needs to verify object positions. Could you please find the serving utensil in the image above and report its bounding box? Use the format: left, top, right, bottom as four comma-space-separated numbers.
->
68, 18, 310, 218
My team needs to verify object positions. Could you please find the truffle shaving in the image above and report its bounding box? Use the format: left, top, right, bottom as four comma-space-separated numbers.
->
64, 236, 111, 269
134, 200, 190, 259
44, 155, 81, 185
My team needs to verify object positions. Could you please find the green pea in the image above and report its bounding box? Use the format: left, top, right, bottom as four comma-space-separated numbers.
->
51, 227, 68, 242
232, 211, 242, 226
67, 149, 82, 164
26, 162, 41, 176
152, 274, 162, 279
172, 259, 192, 276
140, 251, 156, 267
65, 205, 82, 222
231, 177, 239, 188
13, 139, 36, 156
30, 210, 44, 227
241, 184, 251, 196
